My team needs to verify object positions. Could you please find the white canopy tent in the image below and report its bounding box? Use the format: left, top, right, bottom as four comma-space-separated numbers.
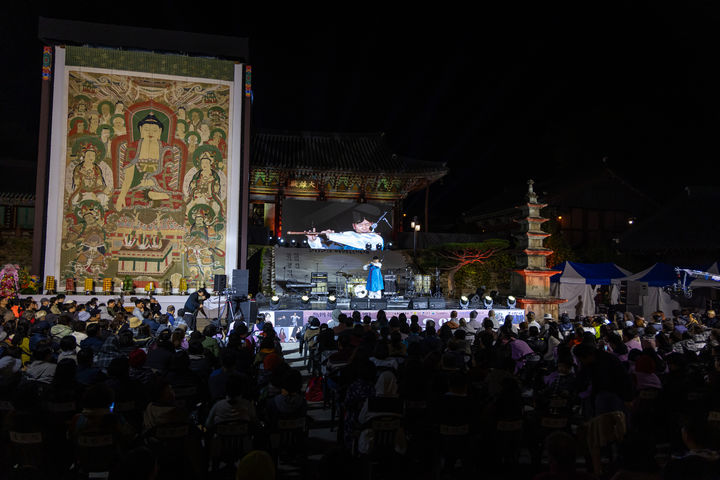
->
611, 263, 681, 318
550, 262, 631, 317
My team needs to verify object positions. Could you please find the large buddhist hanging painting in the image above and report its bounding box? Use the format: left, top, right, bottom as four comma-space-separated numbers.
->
61, 69, 231, 286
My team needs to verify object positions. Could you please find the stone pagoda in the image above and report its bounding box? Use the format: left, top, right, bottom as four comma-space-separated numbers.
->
511, 180, 566, 318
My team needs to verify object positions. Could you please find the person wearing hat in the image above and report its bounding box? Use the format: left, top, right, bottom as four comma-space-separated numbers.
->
128, 316, 142, 330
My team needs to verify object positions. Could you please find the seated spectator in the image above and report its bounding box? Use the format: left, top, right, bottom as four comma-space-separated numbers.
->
80, 323, 104, 354
205, 373, 258, 428
664, 415, 720, 480
24, 339, 56, 384
265, 368, 307, 428
69, 383, 134, 444
128, 348, 155, 386
142, 377, 188, 432
533, 431, 594, 480
58, 335, 78, 363
50, 314, 74, 343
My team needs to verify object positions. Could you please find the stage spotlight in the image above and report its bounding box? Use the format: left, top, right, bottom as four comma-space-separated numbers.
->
459, 295, 469, 308
483, 295, 494, 309
302, 239, 308, 247
290, 239, 297, 247
387, 242, 394, 249
365, 243, 372, 252
301, 295, 310, 305
470, 294, 480, 306
375, 243, 383, 251
278, 237, 285, 246
506, 295, 517, 309
270, 295, 280, 309
326, 294, 337, 309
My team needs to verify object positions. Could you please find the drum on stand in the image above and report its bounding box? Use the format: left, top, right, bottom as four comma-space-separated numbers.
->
414, 274, 431, 294
353, 284, 368, 298
346, 277, 365, 295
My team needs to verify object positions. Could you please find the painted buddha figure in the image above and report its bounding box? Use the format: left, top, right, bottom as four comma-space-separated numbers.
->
115, 112, 174, 211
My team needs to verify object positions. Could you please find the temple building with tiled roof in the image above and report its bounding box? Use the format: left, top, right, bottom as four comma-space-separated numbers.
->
249, 131, 448, 239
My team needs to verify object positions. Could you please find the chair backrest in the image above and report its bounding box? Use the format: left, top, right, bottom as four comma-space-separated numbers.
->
172, 385, 199, 408
75, 432, 117, 474
154, 423, 189, 439
439, 424, 470, 436
368, 416, 403, 453
210, 421, 252, 461
9, 430, 44, 469
270, 417, 307, 450
496, 419, 523, 432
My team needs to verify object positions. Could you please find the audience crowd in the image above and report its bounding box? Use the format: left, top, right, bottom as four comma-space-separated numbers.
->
1, 293, 720, 479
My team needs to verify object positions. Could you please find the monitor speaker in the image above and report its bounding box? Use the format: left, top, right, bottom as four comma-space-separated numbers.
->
350, 298, 369, 310
369, 299, 387, 310
429, 298, 446, 309
411, 297, 429, 309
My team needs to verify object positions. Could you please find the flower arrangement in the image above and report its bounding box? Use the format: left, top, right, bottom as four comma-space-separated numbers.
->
19, 268, 41, 294
0, 264, 19, 298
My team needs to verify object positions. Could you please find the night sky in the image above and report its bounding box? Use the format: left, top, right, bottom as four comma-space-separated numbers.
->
3, 4, 719, 228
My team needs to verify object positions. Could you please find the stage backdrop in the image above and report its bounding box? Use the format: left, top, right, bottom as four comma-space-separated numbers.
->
44, 47, 243, 290
283, 198, 393, 250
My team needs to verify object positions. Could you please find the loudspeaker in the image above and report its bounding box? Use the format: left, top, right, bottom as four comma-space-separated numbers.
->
236, 299, 258, 323
350, 298, 369, 310
232, 269, 249, 296
411, 297, 429, 309
369, 299, 387, 310
429, 298, 446, 309
213, 274, 227, 292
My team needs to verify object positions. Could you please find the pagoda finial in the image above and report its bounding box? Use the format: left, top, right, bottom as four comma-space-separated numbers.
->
527, 179, 538, 203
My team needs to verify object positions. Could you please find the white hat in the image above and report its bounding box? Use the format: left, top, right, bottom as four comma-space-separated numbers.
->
543, 313, 553, 320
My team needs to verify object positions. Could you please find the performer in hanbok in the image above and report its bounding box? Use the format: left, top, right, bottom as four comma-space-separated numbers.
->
363, 256, 384, 299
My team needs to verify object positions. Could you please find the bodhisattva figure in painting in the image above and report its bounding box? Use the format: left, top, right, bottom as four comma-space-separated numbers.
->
70, 143, 112, 210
